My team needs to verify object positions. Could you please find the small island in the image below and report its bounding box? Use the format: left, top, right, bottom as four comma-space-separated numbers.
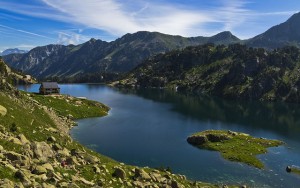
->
187, 130, 284, 169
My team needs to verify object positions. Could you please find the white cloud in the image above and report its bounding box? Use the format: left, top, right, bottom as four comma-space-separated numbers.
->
57, 31, 90, 45
0, 0, 298, 40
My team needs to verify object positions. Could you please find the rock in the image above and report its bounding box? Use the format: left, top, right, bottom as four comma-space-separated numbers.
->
79, 177, 94, 186
150, 172, 164, 182
84, 154, 99, 164
9, 137, 23, 145
66, 156, 79, 165
93, 165, 101, 174
113, 167, 126, 179
47, 136, 56, 142
57, 148, 70, 157
222, 185, 229, 188
0, 105, 7, 116
42, 183, 56, 188
15, 170, 31, 185
42, 163, 54, 172
52, 143, 62, 151
32, 165, 47, 175
67, 114, 74, 120
286, 166, 292, 172
133, 181, 144, 188
31, 142, 54, 162
187, 135, 208, 145
134, 168, 151, 180
0, 178, 14, 188
171, 180, 183, 188
17, 134, 30, 144
4, 151, 22, 161
241, 185, 247, 188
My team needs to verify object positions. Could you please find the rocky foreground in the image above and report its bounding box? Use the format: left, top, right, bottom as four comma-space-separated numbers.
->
0, 89, 223, 188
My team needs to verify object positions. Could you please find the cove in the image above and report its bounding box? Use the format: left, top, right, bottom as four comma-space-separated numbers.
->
19, 84, 300, 187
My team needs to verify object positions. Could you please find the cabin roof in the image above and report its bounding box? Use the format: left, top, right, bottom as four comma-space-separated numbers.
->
41, 82, 60, 89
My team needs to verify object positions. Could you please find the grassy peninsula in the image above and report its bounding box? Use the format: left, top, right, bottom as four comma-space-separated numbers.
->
187, 130, 283, 169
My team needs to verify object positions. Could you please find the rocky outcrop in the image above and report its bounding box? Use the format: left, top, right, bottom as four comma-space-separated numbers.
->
187, 131, 231, 145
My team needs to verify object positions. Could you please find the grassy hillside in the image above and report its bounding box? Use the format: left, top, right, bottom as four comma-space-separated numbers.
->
0, 89, 223, 187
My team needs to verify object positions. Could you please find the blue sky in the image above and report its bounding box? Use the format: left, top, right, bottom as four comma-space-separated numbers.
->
0, 0, 299, 51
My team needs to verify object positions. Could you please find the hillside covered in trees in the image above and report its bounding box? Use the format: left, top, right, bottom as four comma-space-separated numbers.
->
116, 44, 300, 103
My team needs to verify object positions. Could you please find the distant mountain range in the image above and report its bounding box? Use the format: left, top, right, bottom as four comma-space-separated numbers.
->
0, 48, 28, 56
3, 31, 241, 79
3, 12, 300, 80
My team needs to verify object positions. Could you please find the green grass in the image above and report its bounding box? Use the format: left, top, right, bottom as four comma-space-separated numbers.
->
30, 94, 109, 119
189, 130, 283, 169
291, 167, 300, 176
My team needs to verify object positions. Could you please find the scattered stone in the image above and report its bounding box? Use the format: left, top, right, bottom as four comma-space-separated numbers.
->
17, 134, 30, 144
47, 136, 56, 142
93, 165, 101, 174
84, 154, 99, 164
52, 143, 62, 151
31, 142, 54, 162
79, 177, 94, 186
4, 151, 22, 161
134, 168, 151, 180
286, 166, 292, 173
32, 165, 47, 175
42, 163, 54, 172
9, 137, 23, 145
0, 105, 7, 116
0, 178, 14, 187
113, 167, 126, 179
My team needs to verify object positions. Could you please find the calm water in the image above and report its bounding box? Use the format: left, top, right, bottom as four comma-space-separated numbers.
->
19, 84, 300, 187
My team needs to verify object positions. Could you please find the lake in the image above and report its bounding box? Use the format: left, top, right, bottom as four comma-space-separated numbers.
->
19, 84, 300, 187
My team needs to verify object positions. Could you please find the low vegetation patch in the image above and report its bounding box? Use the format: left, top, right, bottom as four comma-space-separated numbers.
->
30, 93, 109, 119
187, 130, 284, 169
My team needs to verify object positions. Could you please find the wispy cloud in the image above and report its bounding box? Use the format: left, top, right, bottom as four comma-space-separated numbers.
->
0, 0, 298, 39
0, 24, 54, 39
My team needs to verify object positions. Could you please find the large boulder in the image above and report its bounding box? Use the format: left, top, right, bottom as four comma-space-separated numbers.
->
113, 167, 126, 179
31, 142, 54, 162
0, 105, 7, 116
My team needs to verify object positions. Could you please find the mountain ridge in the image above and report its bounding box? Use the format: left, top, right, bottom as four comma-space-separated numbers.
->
3, 31, 241, 79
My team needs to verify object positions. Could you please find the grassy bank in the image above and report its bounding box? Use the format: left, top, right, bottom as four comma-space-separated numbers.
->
188, 130, 283, 169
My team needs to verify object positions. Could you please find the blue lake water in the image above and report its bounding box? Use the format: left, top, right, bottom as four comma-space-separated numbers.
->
19, 84, 300, 187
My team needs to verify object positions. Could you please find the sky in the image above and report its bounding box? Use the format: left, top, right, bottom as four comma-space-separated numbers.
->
0, 0, 300, 51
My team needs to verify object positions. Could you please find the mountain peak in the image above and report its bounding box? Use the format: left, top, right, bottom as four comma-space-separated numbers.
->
247, 11, 300, 48
0, 48, 28, 56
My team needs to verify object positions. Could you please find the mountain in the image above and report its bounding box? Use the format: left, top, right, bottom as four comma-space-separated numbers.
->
115, 43, 300, 103
3, 31, 241, 80
246, 12, 300, 49
0, 48, 28, 56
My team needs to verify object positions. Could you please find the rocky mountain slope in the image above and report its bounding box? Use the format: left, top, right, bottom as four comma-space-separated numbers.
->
115, 43, 300, 103
3, 31, 241, 80
246, 12, 300, 49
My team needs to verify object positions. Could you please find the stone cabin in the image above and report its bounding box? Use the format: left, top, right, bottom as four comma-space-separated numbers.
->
39, 82, 60, 95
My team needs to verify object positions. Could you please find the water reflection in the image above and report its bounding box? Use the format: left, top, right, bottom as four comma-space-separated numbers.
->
118, 88, 300, 141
